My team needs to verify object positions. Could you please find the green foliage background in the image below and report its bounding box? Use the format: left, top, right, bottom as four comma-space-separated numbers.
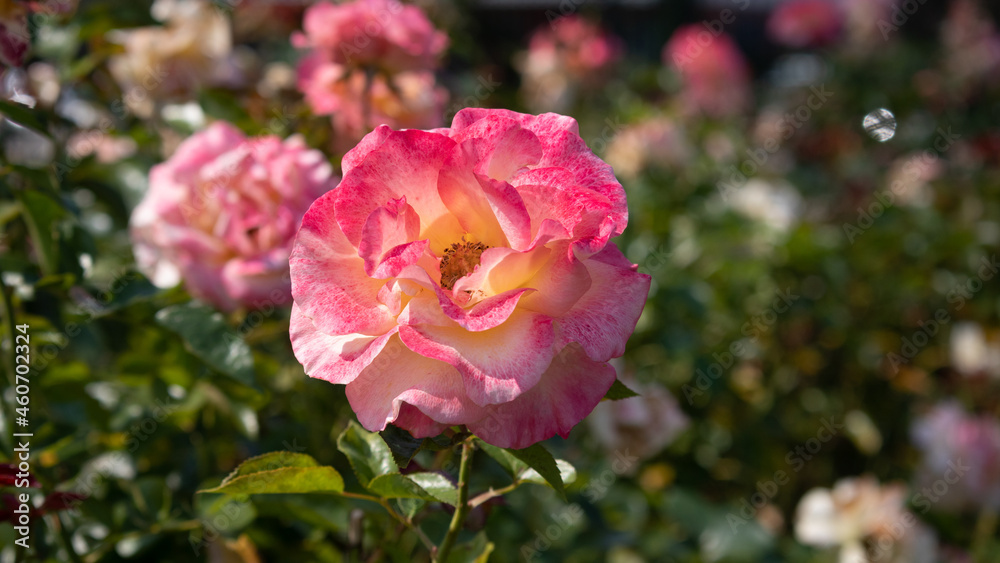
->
2, 0, 1000, 561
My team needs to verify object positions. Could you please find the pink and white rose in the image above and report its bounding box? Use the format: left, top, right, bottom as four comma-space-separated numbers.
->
131, 121, 338, 312
289, 108, 650, 449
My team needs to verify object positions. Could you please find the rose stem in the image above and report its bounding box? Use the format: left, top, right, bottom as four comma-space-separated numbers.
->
434, 437, 474, 562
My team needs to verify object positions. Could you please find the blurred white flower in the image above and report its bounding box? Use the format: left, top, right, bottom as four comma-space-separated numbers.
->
949, 322, 1000, 379
604, 116, 692, 179
795, 475, 933, 563
883, 152, 942, 208
107, 0, 236, 117
67, 131, 138, 163
587, 367, 690, 468
725, 179, 803, 233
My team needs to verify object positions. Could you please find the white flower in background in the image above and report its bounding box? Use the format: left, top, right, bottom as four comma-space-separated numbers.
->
725, 179, 803, 233
107, 0, 235, 117
795, 475, 935, 563
587, 366, 689, 468
604, 116, 692, 179
883, 152, 942, 208
949, 322, 1000, 379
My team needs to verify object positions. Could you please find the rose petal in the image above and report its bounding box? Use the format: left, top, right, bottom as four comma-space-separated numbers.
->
516, 243, 593, 317
475, 174, 532, 251
291, 190, 397, 335
345, 335, 485, 431
392, 403, 450, 438
335, 129, 464, 251
554, 244, 650, 362
290, 303, 397, 385
358, 197, 426, 278
468, 343, 616, 449
449, 113, 543, 180
399, 306, 555, 406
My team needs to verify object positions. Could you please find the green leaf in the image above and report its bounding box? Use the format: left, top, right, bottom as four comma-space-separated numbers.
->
154, 302, 255, 386
203, 467, 344, 496
445, 531, 495, 563
406, 472, 459, 506
90, 274, 162, 316
380, 424, 465, 467
366, 472, 457, 505
224, 452, 319, 480
478, 440, 575, 496
603, 379, 640, 400
0, 100, 50, 135
201, 451, 344, 496
198, 88, 254, 131
507, 444, 567, 500
336, 421, 397, 487
365, 474, 427, 499
379, 424, 430, 467
476, 440, 526, 479
521, 459, 577, 489
16, 190, 64, 275
393, 497, 426, 520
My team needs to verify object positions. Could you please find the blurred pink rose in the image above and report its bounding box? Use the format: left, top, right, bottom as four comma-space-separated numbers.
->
529, 15, 621, 77
289, 108, 650, 448
131, 122, 338, 312
663, 24, 751, 117
767, 0, 844, 49
941, 0, 1000, 93
292, 0, 447, 74
911, 400, 1000, 511
297, 54, 446, 153
517, 15, 622, 113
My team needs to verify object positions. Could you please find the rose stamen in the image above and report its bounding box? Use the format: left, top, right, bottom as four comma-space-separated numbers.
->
439, 239, 489, 290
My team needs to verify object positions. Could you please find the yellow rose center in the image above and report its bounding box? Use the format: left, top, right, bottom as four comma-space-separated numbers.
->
439, 239, 489, 290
